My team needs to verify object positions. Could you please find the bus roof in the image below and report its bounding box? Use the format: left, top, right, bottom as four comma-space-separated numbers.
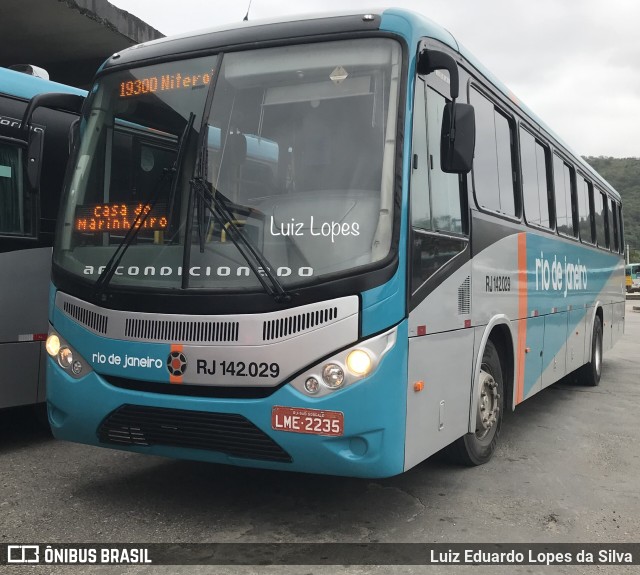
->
100, 7, 618, 200
0, 66, 86, 101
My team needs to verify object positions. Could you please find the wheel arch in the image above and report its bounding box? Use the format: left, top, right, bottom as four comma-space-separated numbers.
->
585, 301, 604, 361
468, 315, 515, 433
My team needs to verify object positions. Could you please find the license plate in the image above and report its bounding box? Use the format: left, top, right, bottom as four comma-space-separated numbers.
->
271, 406, 344, 436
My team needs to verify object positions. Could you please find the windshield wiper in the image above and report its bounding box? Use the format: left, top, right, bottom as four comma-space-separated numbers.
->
189, 176, 292, 303
94, 113, 196, 298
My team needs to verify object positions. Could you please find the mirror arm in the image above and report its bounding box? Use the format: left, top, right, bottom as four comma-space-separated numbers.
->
418, 48, 466, 168
417, 48, 459, 99
20, 92, 84, 139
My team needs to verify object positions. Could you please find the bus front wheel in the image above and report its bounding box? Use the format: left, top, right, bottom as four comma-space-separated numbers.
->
446, 339, 504, 466
581, 315, 602, 387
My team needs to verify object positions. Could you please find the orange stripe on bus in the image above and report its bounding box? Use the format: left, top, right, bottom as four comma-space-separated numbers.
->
516, 233, 527, 404
170, 343, 183, 385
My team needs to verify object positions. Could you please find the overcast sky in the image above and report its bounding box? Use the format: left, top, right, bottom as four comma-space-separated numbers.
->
109, 0, 638, 158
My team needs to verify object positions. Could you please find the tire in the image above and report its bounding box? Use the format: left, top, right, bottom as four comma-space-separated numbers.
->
445, 339, 504, 466
581, 315, 602, 387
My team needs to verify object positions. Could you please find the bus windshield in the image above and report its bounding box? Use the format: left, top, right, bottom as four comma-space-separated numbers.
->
54, 38, 401, 291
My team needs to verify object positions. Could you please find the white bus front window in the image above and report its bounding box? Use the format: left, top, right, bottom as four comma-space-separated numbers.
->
54, 39, 401, 291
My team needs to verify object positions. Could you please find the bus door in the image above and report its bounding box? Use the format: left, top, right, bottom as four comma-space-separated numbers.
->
409, 70, 469, 332
405, 65, 473, 468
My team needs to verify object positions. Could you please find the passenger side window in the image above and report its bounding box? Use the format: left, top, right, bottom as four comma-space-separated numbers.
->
611, 199, 619, 252
593, 189, 606, 248
0, 141, 33, 236
520, 127, 551, 228
470, 87, 516, 216
553, 155, 577, 237
577, 176, 593, 243
604, 193, 613, 250
618, 203, 624, 252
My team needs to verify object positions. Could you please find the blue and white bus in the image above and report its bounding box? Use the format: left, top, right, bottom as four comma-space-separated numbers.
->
45, 9, 625, 477
0, 67, 84, 413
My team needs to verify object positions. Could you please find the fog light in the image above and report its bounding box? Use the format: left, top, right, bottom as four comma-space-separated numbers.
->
71, 360, 83, 375
322, 363, 344, 388
46, 334, 60, 357
58, 347, 73, 369
346, 349, 372, 376
304, 377, 320, 394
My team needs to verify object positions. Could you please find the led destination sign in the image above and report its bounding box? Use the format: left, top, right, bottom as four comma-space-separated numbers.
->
75, 203, 168, 233
119, 70, 214, 98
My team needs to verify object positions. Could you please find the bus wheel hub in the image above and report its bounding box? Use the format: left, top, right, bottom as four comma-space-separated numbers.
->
476, 370, 499, 435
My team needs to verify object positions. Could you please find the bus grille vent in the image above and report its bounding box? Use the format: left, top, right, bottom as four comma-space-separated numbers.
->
63, 302, 108, 334
124, 319, 239, 343
458, 276, 471, 314
98, 405, 292, 462
104, 425, 149, 446
262, 306, 338, 341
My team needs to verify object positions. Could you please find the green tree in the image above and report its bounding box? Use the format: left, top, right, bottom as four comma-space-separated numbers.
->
584, 156, 640, 259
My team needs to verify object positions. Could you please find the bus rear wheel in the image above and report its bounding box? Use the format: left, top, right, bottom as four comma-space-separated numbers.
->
581, 315, 602, 387
446, 339, 504, 466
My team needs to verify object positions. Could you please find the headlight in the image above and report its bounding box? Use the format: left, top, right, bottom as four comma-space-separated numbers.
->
46, 330, 92, 379
304, 377, 320, 394
46, 334, 60, 357
346, 349, 372, 376
71, 360, 83, 375
290, 326, 397, 398
322, 364, 345, 388
58, 347, 73, 369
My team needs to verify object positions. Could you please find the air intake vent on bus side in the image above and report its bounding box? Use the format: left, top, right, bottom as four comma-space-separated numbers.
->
124, 319, 239, 343
262, 306, 338, 341
63, 301, 108, 334
458, 276, 471, 315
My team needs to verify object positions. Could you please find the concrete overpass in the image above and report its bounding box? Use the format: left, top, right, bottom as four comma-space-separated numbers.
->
0, 0, 164, 88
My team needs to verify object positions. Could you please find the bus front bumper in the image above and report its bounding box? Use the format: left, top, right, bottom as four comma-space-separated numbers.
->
46, 326, 408, 479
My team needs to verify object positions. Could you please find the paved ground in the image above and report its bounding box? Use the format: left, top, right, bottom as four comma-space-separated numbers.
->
1, 302, 639, 575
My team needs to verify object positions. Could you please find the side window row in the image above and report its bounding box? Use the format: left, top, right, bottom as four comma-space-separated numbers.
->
470, 85, 623, 253
0, 141, 34, 237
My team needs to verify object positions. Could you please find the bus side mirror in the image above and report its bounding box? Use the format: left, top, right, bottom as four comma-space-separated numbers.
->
417, 48, 475, 173
441, 102, 475, 174
20, 92, 85, 188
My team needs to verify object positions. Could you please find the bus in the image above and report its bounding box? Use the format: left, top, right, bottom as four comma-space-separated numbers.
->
43, 9, 625, 477
626, 263, 640, 293
0, 67, 84, 414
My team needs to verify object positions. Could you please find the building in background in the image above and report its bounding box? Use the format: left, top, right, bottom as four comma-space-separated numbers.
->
0, 0, 163, 88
